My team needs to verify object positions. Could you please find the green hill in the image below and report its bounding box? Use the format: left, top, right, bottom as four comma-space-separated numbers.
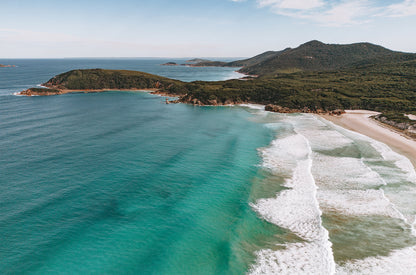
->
43, 69, 188, 94
193, 40, 416, 76
227, 49, 289, 68
239, 40, 416, 75
179, 60, 416, 112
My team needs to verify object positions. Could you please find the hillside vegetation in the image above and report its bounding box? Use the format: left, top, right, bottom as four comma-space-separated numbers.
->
44, 69, 188, 95
36, 59, 416, 113
181, 60, 416, 112
22, 41, 416, 116
195, 40, 416, 76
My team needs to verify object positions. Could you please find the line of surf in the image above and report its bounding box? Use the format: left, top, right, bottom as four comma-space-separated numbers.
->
250, 130, 335, 274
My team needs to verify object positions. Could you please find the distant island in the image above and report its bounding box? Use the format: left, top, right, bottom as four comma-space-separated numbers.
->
161, 62, 179, 66
186, 58, 211, 63
19, 40, 416, 138
161, 59, 221, 67
0, 64, 16, 68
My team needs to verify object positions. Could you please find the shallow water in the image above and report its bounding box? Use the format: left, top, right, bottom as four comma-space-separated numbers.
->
246, 109, 416, 274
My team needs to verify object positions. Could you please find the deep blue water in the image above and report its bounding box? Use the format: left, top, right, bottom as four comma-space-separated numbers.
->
0, 60, 276, 274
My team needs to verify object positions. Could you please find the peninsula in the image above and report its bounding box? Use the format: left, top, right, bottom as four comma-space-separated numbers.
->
19, 40, 416, 143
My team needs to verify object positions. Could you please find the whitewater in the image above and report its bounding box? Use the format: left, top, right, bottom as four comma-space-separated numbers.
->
244, 105, 416, 274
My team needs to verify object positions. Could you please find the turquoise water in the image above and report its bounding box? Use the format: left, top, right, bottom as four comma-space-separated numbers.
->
0, 61, 277, 274
2, 59, 416, 274
1, 93, 276, 274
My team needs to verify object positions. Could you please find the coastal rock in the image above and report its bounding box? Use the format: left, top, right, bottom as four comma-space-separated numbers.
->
0, 64, 16, 68
19, 88, 63, 96
265, 104, 300, 113
329, 109, 346, 116
208, 99, 218, 105
374, 114, 416, 131
265, 104, 345, 115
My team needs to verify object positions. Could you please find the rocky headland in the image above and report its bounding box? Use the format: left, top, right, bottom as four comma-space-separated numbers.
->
0, 64, 16, 68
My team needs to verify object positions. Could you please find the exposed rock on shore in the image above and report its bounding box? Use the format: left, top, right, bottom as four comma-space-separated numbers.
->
265, 104, 344, 115
0, 64, 16, 68
374, 114, 416, 138
19, 88, 63, 96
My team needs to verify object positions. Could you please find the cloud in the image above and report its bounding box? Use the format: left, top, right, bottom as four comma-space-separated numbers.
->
258, 0, 324, 10
383, 0, 416, 17
231, 0, 416, 26
256, 0, 374, 25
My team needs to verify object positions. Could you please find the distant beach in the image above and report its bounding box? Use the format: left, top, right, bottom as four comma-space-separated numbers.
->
321, 110, 416, 168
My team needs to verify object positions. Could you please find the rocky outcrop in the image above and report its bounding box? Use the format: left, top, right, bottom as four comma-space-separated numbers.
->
0, 64, 16, 68
19, 88, 63, 96
265, 104, 343, 115
179, 95, 246, 106
374, 114, 416, 138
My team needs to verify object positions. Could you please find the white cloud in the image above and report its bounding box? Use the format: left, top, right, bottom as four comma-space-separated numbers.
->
230, 0, 416, 26
258, 0, 324, 10
315, 1, 372, 25
383, 0, 416, 17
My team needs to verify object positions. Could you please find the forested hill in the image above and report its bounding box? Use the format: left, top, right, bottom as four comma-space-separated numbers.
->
42, 69, 188, 94
22, 59, 416, 114
194, 40, 416, 76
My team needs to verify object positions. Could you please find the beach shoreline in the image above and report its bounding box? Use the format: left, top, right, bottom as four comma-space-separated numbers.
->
320, 110, 416, 169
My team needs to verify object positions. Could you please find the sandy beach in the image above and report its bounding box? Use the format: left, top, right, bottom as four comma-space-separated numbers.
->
321, 110, 416, 169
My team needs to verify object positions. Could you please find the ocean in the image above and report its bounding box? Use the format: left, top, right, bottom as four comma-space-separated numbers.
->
1, 59, 415, 274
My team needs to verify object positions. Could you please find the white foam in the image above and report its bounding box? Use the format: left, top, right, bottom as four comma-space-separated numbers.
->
250, 242, 335, 275
295, 115, 416, 236
312, 154, 385, 190
239, 104, 265, 110
336, 245, 416, 275
316, 115, 416, 183
369, 139, 416, 183
287, 115, 355, 151
260, 134, 311, 174
412, 217, 416, 236
317, 189, 402, 219
225, 70, 247, 80
251, 114, 416, 273
252, 133, 335, 274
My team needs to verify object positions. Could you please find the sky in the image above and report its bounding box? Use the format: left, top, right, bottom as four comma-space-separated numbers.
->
1, 0, 416, 58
